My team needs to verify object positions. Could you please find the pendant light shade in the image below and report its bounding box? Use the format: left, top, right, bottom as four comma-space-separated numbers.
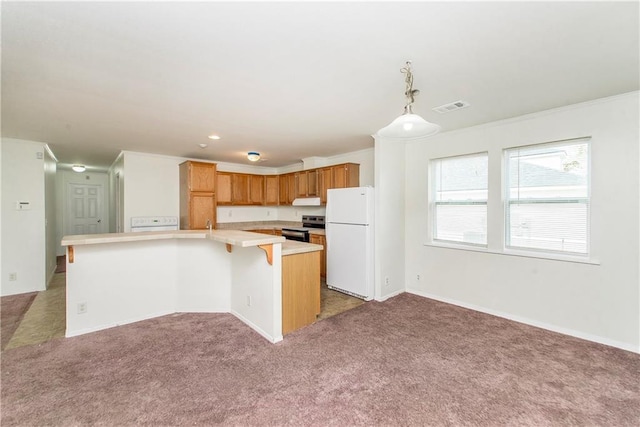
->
376, 61, 440, 140
377, 113, 441, 139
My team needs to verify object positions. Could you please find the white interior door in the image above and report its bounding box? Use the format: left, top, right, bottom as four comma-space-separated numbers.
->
67, 183, 104, 235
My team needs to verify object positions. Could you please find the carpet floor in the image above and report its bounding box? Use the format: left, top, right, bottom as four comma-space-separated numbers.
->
1, 293, 639, 426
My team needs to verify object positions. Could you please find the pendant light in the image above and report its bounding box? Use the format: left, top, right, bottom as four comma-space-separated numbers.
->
377, 61, 441, 139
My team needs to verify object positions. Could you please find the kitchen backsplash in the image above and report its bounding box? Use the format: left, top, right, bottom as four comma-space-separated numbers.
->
216, 205, 325, 224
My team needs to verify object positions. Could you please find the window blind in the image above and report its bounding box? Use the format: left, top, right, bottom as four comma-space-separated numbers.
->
505, 139, 590, 254
432, 153, 488, 245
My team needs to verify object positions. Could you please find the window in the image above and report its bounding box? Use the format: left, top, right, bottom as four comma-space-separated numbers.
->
432, 153, 488, 246
505, 139, 590, 255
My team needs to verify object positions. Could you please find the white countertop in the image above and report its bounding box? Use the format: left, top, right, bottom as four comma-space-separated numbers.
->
281, 240, 323, 256
61, 230, 285, 248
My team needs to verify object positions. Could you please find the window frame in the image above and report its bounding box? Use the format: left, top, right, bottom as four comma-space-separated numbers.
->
503, 138, 591, 257
429, 151, 489, 248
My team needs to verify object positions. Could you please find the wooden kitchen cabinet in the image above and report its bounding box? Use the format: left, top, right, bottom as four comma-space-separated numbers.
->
279, 173, 290, 205
249, 174, 264, 205
282, 250, 321, 335
332, 163, 360, 189
216, 172, 232, 205
295, 172, 308, 198
296, 170, 318, 197
217, 162, 359, 207
309, 233, 326, 278
264, 175, 279, 205
180, 161, 217, 230
318, 167, 333, 204
307, 169, 318, 196
231, 174, 251, 205
279, 173, 296, 205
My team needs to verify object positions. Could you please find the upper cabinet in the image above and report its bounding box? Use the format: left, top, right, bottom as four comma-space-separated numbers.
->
215, 162, 359, 207
318, 167, 333, 204
216, 172, 232, 205
180, 161, 217, 230
249, 174, 264, 205
278, 173, 296, 205
187, 161, 216, 192
296, 170, 318, 198
217, 172, 266, 206
264, 175, 279, 205
332, 163, 359, 189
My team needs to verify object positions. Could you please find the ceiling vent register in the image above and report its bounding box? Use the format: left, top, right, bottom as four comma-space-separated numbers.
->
433, 100, 470, 114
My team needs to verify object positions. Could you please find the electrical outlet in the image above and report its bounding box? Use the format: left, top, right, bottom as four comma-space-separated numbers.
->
385, 277, 390, 287
246, 296, 251, 307
228, 210, 232, 217
9, 273, 17, 281
417, 274, 420, 281
267, 211, 270, 217
77, 302, 87, 314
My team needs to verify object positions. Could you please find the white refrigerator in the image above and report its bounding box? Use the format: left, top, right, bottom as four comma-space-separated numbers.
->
326, 186, 374, 300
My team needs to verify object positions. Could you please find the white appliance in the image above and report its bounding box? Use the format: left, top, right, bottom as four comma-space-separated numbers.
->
130, 216, 179, 232
326, 186, 374, 300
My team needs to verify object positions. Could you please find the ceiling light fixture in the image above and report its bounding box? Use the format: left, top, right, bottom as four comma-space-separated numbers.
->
208, 135, 221, 140
198, 143, 208, 149
377, 61, 441, 139
71, 164, 86, 173
247, 152, 260, 162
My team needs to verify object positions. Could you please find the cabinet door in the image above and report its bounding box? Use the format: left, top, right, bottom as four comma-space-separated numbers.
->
287, 174, 297, 204
332, 163, 360, 189
309, 234, 326, 278
189, 192, 216, 229
344, 163, 360, 188
232, 174, 251, 205
332, 164, 347, 189
307, 170, 319, 197
189, 162, 216, 192
249, 175, 264, 205
296, 172, 308, 198
318, 167, 333, 204
279, 174, 289, 205
264, 175, 279, 205
216, 172, 232, 205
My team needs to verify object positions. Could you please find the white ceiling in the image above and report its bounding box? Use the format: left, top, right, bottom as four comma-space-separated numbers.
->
2, 1, 638, 170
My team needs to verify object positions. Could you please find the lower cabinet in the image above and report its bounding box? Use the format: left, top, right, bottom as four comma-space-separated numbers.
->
282, 251, 321, 335
309, 234, 326, 278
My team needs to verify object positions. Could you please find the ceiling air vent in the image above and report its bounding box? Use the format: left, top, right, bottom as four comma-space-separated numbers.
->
433, 100, 470, 114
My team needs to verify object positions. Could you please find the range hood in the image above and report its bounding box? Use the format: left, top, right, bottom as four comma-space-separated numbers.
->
292, 197, 321, 206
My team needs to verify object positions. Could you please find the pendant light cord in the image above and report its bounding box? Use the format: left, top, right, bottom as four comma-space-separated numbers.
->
401, 61, 420, 115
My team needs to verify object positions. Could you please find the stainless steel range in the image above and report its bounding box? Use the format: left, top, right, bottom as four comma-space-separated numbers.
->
281, 215, 325, 242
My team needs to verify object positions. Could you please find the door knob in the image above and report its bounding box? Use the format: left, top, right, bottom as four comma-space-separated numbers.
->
97, 219, 102, 223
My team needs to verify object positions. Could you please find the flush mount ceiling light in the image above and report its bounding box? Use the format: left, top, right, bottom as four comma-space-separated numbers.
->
247, 151, 260, 162
198, 143, 208, 149
208, 135, 221, 140
377, 61, 441, 139
71, 164, 86, 173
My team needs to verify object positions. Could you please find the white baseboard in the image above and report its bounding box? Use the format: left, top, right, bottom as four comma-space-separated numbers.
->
231, 309, 282, 344
375, 288, 405, 302
65, 309, 175, 338
407, 289, 639, 354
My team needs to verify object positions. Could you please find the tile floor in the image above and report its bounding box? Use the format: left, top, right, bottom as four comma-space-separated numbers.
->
2, 273, 363, 350
4, 273, 66, 350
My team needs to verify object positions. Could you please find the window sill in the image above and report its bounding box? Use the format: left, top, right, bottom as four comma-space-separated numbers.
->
423, 242, 600, 265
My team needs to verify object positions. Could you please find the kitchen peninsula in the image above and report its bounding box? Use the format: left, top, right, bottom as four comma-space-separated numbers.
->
61, 230, 322, 343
